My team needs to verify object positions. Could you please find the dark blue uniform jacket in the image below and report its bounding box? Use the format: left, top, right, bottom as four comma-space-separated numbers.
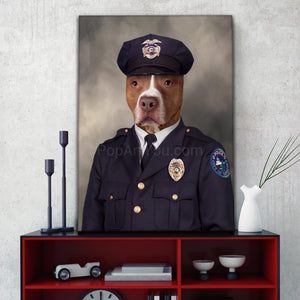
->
82, 120, 234, 232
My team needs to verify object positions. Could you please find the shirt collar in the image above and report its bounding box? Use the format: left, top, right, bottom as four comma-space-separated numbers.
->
134, 119, 181, 149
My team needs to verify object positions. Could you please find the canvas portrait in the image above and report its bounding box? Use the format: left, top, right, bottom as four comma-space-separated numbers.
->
78, 16, 233, 231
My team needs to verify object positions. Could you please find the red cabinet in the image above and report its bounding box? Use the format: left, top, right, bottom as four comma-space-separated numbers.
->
21, 231, 279, 300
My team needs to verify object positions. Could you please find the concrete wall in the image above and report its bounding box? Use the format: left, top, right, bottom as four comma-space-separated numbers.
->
0, 0, 299, 299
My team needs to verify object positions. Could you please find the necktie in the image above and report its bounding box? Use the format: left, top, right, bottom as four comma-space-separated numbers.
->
141, 134, 157, 170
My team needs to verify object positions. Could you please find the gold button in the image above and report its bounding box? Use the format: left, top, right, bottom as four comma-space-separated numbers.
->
138, 182, 145, 190
125, 129, 128, 133
172, 194, 179, 200
109, 195, 114, 200
134, 206, 142, 214
186, 128, 190, 133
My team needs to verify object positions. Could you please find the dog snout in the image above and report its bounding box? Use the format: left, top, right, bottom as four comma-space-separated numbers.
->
139, 97, 158, 112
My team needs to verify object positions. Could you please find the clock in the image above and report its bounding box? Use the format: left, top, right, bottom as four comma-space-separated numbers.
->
81, 289, 123, 300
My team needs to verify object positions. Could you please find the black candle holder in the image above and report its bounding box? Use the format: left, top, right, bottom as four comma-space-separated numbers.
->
41, 159, 61, 234
41, 131, 74, 234
58, 131, 73, 232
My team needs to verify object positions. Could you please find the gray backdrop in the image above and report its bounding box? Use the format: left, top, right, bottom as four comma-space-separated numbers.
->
78, 16, 233, 229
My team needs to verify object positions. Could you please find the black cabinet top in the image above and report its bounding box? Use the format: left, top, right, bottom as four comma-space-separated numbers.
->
21, 230, 279, 238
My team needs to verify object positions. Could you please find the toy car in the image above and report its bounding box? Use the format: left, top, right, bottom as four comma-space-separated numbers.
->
53, 262, 101, 281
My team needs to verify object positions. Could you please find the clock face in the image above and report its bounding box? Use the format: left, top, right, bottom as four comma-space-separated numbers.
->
81, 289, 122, 300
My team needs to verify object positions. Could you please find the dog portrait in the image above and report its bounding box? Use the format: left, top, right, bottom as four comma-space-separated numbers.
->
78, 16, 233, 231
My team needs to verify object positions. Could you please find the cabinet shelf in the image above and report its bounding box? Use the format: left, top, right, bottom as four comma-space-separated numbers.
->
25, 277, 178, 290
21, 230, 279, 300
181, 276, 275, 289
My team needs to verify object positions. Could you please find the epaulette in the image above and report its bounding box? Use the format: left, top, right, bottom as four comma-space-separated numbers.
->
116, 127, 130, 136
184, 126, 217, 144
102, 127, 130, 145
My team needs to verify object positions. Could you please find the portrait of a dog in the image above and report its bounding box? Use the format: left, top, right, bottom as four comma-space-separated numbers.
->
78, 16, 233, 230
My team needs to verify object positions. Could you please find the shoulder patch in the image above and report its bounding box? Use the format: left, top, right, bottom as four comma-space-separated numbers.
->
210, 148, 231, 178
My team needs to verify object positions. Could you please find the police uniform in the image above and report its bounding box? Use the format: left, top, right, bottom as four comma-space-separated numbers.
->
82, 34, 234, 232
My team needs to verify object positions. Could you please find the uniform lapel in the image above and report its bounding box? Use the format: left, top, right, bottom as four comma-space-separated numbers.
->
121, 127, 142, 179
139, 120, 186, 181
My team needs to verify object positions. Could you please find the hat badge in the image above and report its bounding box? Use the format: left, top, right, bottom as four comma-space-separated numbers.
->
168, 158, 185, 182
142, 39, 162, 59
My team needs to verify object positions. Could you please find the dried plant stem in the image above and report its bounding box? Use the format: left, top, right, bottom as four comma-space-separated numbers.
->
259, 135, 300, 189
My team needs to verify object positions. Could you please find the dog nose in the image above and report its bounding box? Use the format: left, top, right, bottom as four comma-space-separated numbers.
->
139, 97, 158, 112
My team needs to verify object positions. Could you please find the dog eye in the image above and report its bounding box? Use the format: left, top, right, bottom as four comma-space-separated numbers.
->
131, 81, 138, 87
164, 80, 173, 87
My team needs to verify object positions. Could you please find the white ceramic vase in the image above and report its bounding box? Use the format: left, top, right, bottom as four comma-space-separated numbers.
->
238, 185, 263, 232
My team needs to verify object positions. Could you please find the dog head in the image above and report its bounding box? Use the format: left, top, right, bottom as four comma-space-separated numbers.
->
118, 34, 194, 133
126, 74, 184, 133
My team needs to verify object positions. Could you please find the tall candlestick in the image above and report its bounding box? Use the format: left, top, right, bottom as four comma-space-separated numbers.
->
41, 159, 60, 233
59, 131, 73, 232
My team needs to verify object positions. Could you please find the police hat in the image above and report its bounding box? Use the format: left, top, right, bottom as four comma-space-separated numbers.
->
117, 34, 194, 76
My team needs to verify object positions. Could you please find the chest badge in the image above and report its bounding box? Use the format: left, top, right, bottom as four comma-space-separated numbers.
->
168, 158, 185, 182
142, 39, 162, 59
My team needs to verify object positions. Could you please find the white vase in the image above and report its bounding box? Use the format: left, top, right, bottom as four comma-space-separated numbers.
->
238, 185, 263, 232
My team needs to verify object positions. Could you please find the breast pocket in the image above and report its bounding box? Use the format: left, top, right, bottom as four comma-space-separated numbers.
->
153, 181, 196, 230
99, 182, 129, 230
